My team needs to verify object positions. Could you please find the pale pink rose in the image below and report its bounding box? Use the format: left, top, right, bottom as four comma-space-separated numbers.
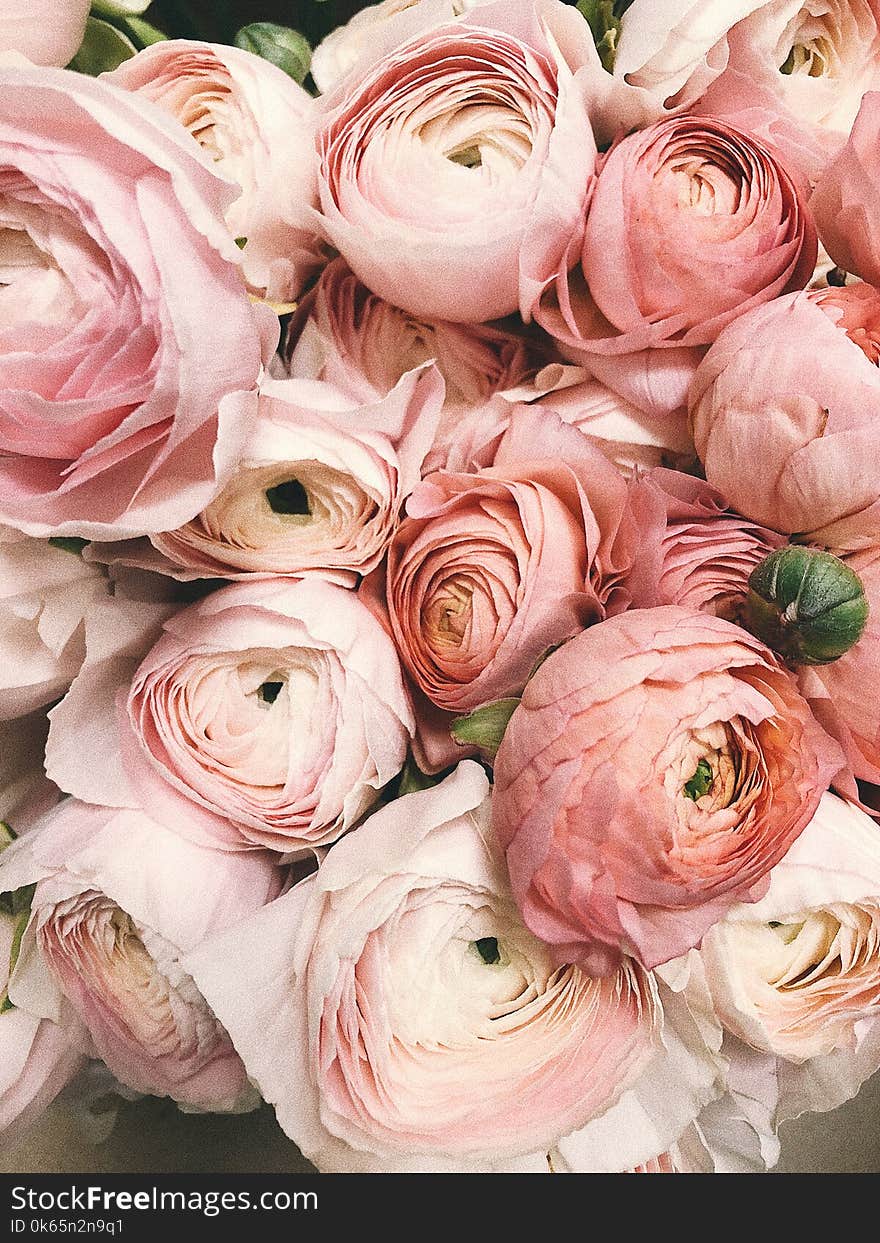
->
0, 798, 281, 1112
627, 469, 786, 619
811, 92, 880, 288
494, 606, 844, 975
616, 0, 880, 181
691, 284, 880, 549
0, 0, 89, 66
797, 545, 880, 785
311, 0, 479, 93
0, 531, 108, 721
0, 63, 275, 540
92, 368, 444, 584
535, 114, 816, 356
314, 0, 598, 322
107, 40, 324, 304
184, 762, 726, 1172
116, 578, 414, 853
518, 365, 696, 476
385, 408, 637, 714
701, 793, 880, 1122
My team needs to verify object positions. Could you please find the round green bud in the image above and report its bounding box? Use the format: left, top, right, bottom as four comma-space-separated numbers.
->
745, 545, 869, 665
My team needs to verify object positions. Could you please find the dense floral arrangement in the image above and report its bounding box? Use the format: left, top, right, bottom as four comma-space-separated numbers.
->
2, 0, 880, 1175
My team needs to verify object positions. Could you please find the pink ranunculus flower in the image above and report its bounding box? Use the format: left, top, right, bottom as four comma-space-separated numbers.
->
280, 257, 552, 457
184, 762, 727, 1172
691, 283, 880, 549
314, 0, 598, 323
117, 578, 415, 854
535, 114, 816, 357
494, 606, 844, 975
615, 0, 880, 181
0, 798, 282, 1112
91, 367, 445, 584
797, 545, 880, 785
0, 63, 275, 541
811, 92, 880, 288
0, 531, 108, 721
701, 792, 880, 1123
0, 0, 89, 67
626, 469, 786, 619
385, 407, 637, 714
107, 40, 324, 305
519, 365, 696, 477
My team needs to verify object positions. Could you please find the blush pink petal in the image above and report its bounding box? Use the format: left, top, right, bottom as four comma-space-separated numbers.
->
493, 606, 844, 973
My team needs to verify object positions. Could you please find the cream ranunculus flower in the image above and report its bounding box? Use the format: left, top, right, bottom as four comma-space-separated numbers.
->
0, 798, 282, 1112
184, 762, 727, 1172
701, 792, 880, 1120
88, 369, 444, 583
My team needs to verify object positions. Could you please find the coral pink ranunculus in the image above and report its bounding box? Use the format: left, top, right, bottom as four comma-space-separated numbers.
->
314, 0, 598, 322
385, 408, 636, 713
0, 63, 274, 540
627, 469, 786, 619
107, 39, 324, 304
535, 113, 816, 356
493, 606, 843, 975
691, 283, 880, 549
811, 92, 880, 289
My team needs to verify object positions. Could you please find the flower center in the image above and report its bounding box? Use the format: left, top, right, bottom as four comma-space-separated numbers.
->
425, 576, 473, 648
257, 679, 285, 705
780, 36, 834, 77
470, 936, 502, 965
683, 758, 713, 801
265, 479, 311, 517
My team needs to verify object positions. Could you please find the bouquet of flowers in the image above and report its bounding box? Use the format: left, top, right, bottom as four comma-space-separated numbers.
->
2, 0, 880, 1176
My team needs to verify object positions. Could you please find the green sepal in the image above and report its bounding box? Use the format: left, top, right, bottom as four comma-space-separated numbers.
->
450, 699, 521, 760
68, 16, 136, 75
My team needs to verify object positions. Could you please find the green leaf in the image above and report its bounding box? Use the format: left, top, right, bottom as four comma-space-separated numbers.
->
48, 537, 88, 556
233, 23, 312, 86
450, 699, 520, 760
0, 822, 15, 851
69, 16, 136, 75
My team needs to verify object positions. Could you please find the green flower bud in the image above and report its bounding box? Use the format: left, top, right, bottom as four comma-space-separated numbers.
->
745, 545, 869, 665
233, 23, 312, 86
